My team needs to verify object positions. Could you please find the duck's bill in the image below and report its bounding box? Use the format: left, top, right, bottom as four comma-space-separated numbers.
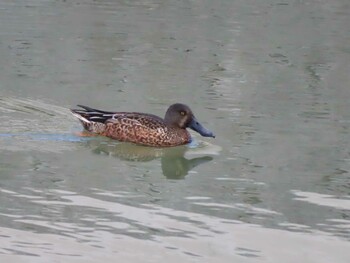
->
189, 117, 215, 138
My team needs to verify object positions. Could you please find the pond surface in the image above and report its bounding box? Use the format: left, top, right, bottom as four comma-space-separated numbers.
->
0, 0, 350, 262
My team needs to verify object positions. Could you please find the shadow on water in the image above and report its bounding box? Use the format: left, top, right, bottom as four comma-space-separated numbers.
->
86, 139, 214, 179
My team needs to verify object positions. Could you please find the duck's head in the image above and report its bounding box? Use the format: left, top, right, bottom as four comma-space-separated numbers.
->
164, 103, 215, 138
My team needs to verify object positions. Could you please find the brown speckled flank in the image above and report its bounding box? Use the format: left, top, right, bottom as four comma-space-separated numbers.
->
71, 103, 215, 147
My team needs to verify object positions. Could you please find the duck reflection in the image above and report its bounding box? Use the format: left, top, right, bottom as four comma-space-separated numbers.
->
86, 139, 213, 179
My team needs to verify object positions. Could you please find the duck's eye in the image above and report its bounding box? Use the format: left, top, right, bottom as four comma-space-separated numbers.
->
180, 111, 186, 116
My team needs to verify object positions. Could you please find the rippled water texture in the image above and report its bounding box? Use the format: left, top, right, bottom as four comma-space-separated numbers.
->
1, 0, 350, 262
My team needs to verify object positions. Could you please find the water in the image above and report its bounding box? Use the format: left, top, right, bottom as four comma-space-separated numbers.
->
1, 0, 350, 262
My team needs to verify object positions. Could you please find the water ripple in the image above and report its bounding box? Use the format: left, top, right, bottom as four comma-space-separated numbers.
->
1, 188, 350, 262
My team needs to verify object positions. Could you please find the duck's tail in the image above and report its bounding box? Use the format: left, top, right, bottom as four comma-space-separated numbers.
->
70, 105, 114, 133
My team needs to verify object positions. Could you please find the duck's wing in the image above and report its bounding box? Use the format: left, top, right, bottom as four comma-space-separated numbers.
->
71, 105, 167, 134
71, 105, 164, 124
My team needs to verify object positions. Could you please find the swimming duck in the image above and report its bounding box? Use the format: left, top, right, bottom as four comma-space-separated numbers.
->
71, 103, 214, 147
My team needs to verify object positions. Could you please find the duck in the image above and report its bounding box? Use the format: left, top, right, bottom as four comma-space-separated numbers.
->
70, 103, 215, 147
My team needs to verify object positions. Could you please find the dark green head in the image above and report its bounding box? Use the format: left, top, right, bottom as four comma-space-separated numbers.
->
164, 103, 215, 138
